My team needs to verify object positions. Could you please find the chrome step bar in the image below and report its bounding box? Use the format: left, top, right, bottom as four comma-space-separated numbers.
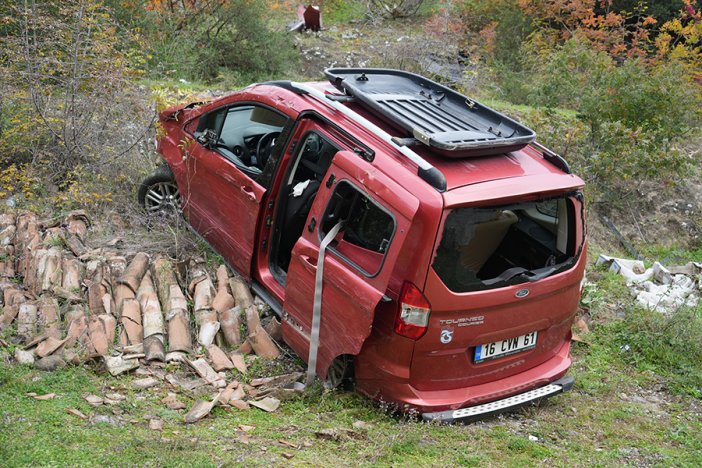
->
422, 376, 574, 424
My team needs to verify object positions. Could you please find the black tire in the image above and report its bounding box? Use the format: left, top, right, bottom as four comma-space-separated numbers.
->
138, 165, 181, 213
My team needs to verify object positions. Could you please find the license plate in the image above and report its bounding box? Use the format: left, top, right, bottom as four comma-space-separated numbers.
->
474, 331, 538, 363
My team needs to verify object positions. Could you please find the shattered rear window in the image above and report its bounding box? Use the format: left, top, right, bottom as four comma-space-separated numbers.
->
432, 195, 582, 292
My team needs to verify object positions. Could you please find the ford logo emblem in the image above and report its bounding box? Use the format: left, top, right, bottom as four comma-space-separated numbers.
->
515, 288, 530, 298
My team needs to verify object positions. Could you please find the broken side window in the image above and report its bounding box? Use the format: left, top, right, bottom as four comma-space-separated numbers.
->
432, 195, 582, 292
320, 181, 395, 277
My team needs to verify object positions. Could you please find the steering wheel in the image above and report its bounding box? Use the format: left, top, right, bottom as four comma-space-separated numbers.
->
256, 131, 281, 170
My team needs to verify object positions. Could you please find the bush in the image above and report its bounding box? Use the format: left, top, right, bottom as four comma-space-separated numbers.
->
119, 0, 297, 83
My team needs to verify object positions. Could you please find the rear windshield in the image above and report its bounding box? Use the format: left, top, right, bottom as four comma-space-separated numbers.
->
432, 195, 583, 292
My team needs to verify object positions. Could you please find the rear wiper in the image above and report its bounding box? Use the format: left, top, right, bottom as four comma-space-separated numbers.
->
483, 267, 529, 286
482, 265, 561, 287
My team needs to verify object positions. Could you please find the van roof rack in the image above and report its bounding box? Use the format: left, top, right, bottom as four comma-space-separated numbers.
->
289, 81, 448, 192
324, 68, 537, 158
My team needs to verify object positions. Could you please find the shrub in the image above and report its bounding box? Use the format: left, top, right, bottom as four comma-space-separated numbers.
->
122, 0, 297, 83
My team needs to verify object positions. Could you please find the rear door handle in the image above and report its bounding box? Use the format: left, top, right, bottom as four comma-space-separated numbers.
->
240, 185, 256, 201
300, 254, 318, 272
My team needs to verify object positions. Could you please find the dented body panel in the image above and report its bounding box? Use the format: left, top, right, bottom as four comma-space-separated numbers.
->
153, 73, 587, 419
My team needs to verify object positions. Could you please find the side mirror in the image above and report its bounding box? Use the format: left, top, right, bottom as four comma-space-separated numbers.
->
196, 129, 218, 148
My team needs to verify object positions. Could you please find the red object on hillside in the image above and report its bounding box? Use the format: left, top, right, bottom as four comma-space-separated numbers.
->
144, 68, 587, 423
297, 4, 322, 31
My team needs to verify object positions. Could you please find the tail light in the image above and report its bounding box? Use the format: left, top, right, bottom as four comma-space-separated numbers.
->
394, 281, 431, 340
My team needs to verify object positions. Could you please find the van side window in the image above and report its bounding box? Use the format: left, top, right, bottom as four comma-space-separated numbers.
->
321, 181, 395, 277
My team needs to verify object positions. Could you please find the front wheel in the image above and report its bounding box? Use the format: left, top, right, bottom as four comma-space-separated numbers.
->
138, 165, 181, 213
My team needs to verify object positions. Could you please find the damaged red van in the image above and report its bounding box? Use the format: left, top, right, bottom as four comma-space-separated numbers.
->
141, 68, 586, 422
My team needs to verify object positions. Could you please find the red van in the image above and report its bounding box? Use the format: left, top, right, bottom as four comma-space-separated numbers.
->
141, 69, 586, 422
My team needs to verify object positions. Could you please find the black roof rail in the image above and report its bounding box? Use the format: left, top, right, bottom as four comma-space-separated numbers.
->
531, 142, 572, 174
290, 82, 447, 192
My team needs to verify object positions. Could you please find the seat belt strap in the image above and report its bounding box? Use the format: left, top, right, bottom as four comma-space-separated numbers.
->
306, 221, 344, 386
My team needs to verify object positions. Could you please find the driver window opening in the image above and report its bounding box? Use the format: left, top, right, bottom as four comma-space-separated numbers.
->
272, 132, 339, 279
195, 105, 287, 178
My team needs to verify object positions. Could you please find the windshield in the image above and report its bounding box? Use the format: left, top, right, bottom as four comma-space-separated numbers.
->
432, 194, 583, 292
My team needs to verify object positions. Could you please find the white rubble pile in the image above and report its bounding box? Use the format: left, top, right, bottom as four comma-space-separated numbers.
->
596, 255, 702, 314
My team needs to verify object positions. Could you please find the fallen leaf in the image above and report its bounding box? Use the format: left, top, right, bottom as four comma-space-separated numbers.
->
33, 393, 57, 400
278, 439, 297, 448
65, 408, 88, 420
282, 452, 295, 460
238, 424, 256, 432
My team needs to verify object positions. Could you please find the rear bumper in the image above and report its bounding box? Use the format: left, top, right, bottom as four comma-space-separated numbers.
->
356, 339, 572, 415
421, 375, 574, 423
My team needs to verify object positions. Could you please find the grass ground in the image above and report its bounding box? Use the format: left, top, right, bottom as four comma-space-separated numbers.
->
2, 262, 701, 466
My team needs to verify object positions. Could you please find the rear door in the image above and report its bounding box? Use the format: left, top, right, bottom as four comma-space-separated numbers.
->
283, 150, 419, 378
412, 190, 586, 391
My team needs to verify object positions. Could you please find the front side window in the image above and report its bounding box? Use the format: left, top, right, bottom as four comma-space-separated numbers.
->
433, 195, 582, 292
320, 181, 395, 277
193, 105, 287, 174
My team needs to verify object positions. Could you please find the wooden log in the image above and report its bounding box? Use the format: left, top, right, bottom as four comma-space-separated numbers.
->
119, 298, 143, 346
219, 306, 242, 347
229, 277, 254, 309
117, 252, 150, 294
247, 324, 280, 359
